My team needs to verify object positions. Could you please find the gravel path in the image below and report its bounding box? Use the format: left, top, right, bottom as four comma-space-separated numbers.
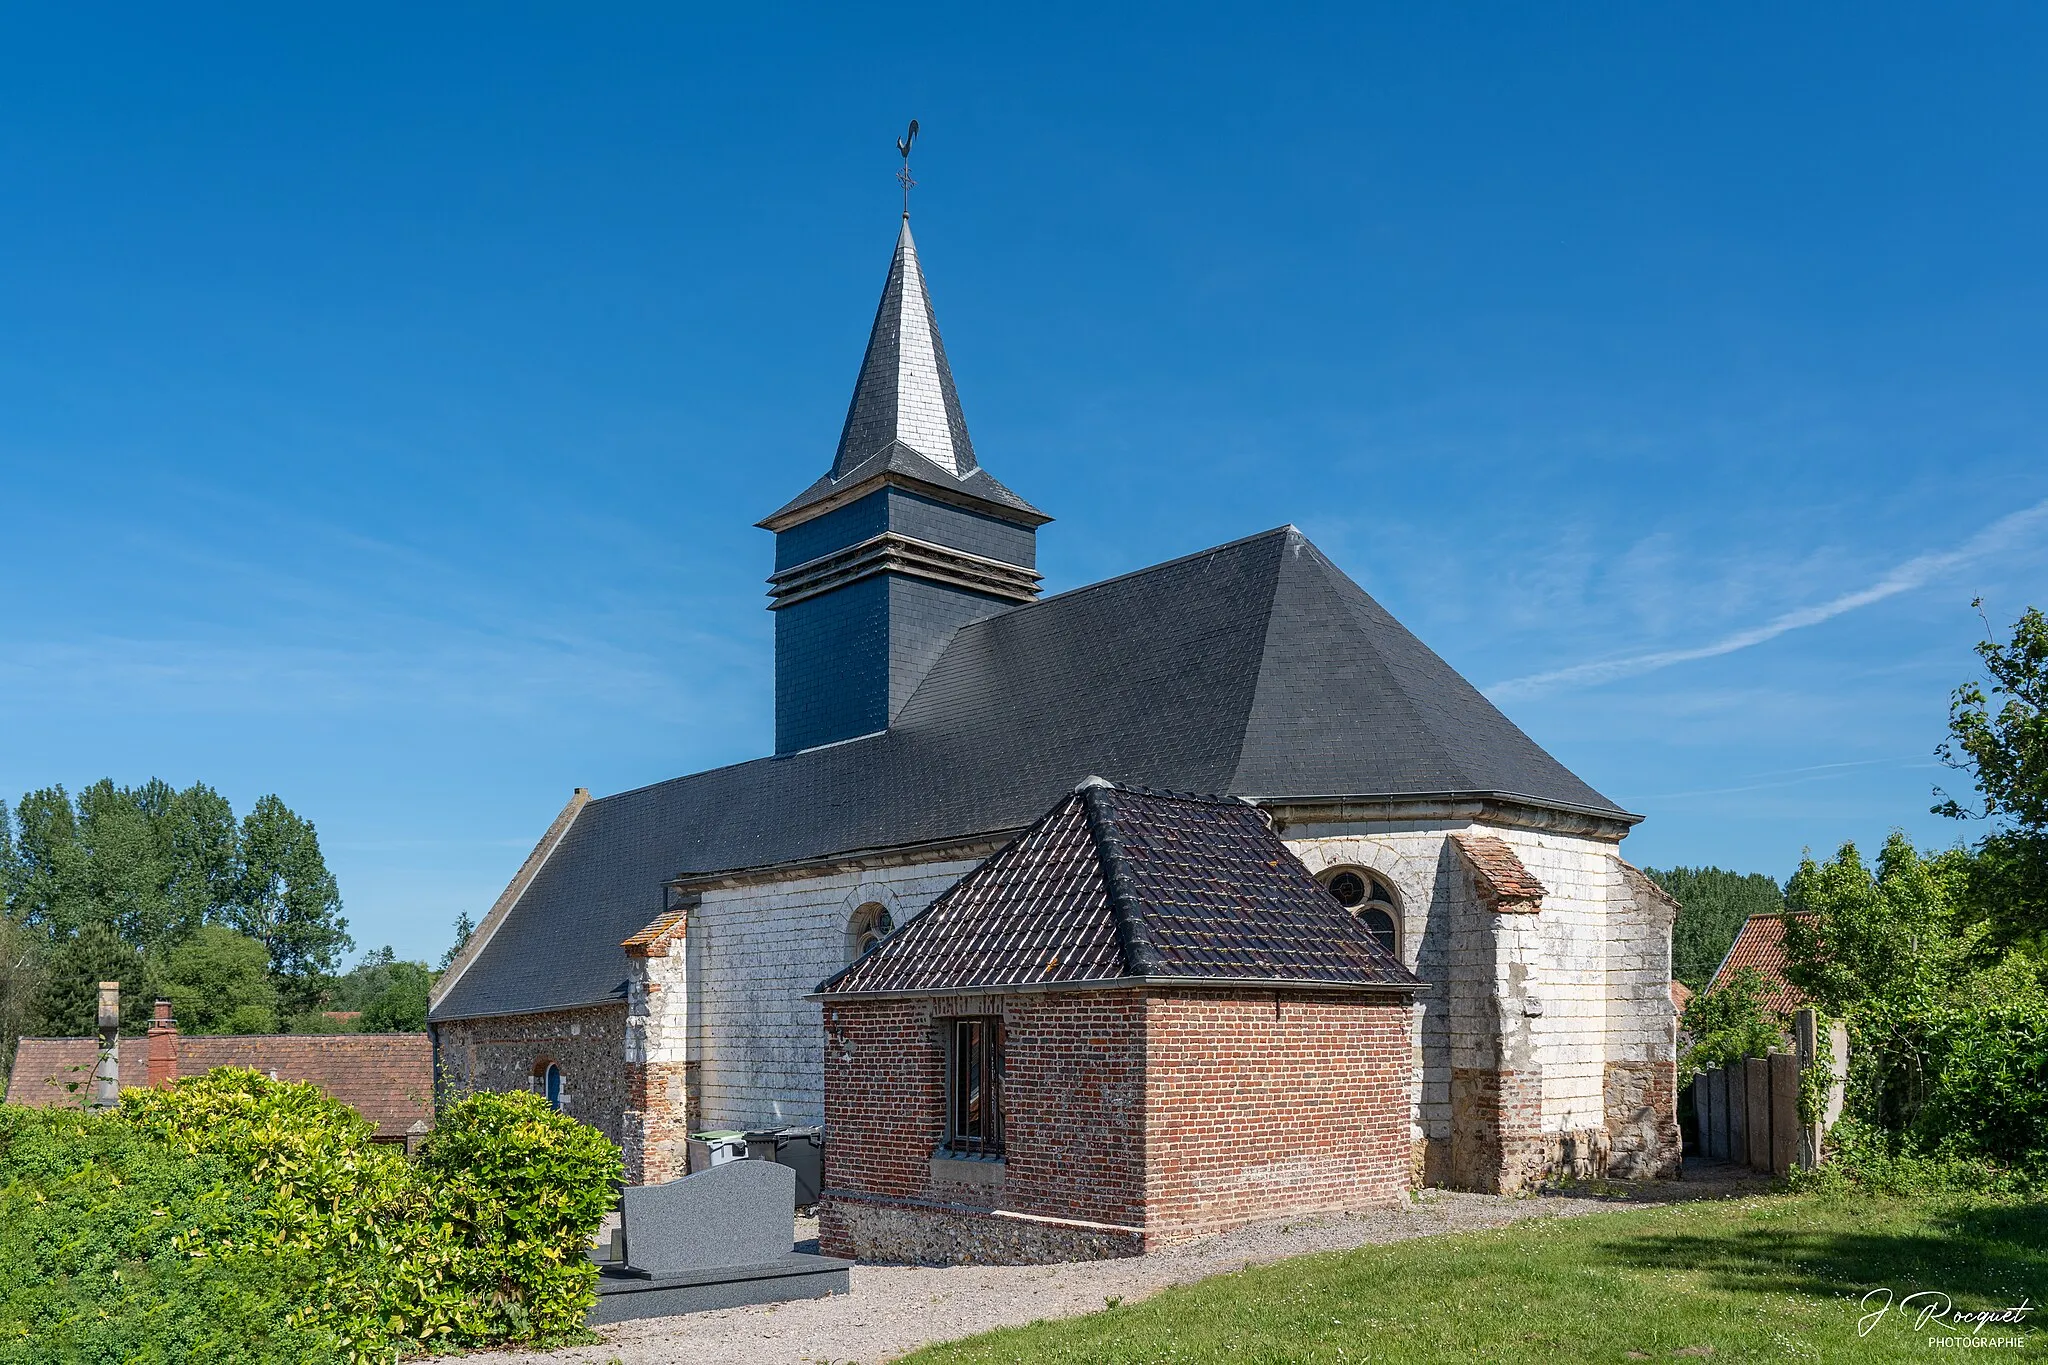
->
493, 1169, 1765, 1365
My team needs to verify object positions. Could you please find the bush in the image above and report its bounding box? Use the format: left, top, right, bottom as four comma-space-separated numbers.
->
1678, 967, 1784, 1082
0, 1105, 338, 1364
1788, 1117, 2036, 1198
2, 1069, 623, 1363
416, 1091, 624, 1343
1913, 964, 2048, 1169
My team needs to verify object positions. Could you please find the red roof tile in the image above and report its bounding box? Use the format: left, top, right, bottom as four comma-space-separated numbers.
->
3, 1033, 432, 1140
1708, 914, 1812, 1016
1451, 833, 1547, 911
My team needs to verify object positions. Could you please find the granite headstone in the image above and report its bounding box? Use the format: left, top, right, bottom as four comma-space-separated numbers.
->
619, 1158, 797, 1276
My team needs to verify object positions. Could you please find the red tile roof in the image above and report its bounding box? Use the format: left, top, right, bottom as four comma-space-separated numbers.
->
1670, 980, 1694, 1015
622, 907, 688, 958
4, 1033, 432, 1140
1451, 833, 1547, 912
1708, 914, 1813, 1016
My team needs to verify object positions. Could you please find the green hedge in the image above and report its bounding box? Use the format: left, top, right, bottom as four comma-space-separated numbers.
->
0, 1069, 623, 1363
0, 1103, 332, 1365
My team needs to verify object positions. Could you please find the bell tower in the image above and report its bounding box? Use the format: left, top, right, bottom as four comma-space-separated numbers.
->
758, 213, 1049, 755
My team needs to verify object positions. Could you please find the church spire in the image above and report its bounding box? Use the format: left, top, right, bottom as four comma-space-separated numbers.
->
758, 139, 1049, 756
831, 216, 978, 479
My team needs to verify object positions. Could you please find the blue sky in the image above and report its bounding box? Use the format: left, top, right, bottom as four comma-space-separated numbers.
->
3, 6, 2044, 964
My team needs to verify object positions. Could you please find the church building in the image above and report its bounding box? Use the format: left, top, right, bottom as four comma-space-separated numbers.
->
426, 204, 1682, 1196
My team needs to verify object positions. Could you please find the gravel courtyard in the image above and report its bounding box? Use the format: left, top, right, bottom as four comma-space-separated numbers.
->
495, 1168, 1764, 1365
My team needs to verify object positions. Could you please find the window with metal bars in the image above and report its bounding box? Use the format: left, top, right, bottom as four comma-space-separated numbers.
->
946, 1017, 1004, 1156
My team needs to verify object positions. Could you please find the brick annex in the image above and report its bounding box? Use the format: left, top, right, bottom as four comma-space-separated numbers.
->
815, 781, 1424, 1261
427, 200, 1684, 1252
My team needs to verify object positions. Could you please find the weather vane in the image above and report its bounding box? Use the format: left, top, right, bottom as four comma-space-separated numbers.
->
896, 119, 919, 218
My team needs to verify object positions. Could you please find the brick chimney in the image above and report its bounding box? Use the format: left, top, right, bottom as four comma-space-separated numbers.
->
147, 1000, 179, 1089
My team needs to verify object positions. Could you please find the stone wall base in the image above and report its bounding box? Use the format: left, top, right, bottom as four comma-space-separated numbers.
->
622, 1059, 697, 1186
1603, 1059, 1683, 1179
820, 1194, 1144, 1266
1449, 1066, 1549, 1193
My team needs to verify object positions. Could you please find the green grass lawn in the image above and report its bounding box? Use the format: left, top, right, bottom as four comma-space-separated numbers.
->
901, 1194, 2046, 1363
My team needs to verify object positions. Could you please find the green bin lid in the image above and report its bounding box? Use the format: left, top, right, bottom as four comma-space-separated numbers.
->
692, 1130, 749, 1141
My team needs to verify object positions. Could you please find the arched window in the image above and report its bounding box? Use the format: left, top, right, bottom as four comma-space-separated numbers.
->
1320, 867, 1402, 959
533, 1060, 564, 1111
847, 901, 895, 962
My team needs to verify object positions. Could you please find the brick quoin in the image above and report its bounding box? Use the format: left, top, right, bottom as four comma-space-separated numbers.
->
820, 987, 1414, 1264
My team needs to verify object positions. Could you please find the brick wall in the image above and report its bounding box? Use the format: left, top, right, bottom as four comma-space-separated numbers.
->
433, 1005, 628, 1147
1140, 990, 1414, 1238
820, 987, 1412, 1264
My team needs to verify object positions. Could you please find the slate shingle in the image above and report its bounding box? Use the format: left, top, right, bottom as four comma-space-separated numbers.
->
432, 526, 1629, 1023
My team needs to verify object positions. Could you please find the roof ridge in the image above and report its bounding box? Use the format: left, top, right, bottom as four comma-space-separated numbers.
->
832, 217, 977, 478
1075, 776, 1264, 810
1077, 783, 1165, 977
811, 788, 1106, 996
1020, 526, 1294, 616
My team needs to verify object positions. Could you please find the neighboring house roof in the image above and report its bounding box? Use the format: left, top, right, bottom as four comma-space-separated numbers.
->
816, 780, 1426, 998
432, 526, 1630, 1023
1708, 913, 1814, 1016
3, 1034, 433, 1140
1670, 980, 1695, 1015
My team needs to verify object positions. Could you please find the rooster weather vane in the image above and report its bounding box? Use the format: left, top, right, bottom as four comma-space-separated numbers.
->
896, 119, 919, 218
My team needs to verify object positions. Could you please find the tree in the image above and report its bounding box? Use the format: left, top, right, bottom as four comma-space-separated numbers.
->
1678, 967, 1785, 1081
357, 961, 433, 1032
439, 911, 476, 972
224, 795, 350, 1015
26, 923, 152, 1038
74, 779, 180, 949
158, 782, 240, 945
9, 786, 86, 936
320, 946, 431, 1032
1782, 834, 1981, 1018
5, 779, 246, 955
1779, 833, 2040, 1158
156, 926, 279, 1035
1647, 866, 1785, 991
0, 797, 43, 1072
1937, 602, 2048, 949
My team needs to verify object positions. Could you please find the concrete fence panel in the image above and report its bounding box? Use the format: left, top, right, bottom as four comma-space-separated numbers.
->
1744, 1057, 1771, 1171
1726, 1061, 1747, 1166
1769, 1053, 1801, 1176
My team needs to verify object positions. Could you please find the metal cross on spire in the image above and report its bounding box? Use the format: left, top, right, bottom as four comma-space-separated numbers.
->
896, 119, 919, 218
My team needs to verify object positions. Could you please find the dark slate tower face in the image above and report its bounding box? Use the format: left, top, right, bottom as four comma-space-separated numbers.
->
759, 217, 1049, 756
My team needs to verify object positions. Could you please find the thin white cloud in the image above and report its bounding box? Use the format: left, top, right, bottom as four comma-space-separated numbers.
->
1488, 497, 2048, 698
1634, 755, 1937, 802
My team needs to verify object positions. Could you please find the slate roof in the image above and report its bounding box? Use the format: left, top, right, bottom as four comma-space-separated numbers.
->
818, 781, 1425, 997
4, 1034, 433, 1140
760, 218, 1047, 529
1708, 914, 1813, 1016
761, 440, 1045, 530
431, 526, 1633, 1023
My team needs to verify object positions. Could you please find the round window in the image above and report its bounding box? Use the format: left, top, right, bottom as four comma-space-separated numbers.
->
1327, 870, 1368, 908
1318, 867, 1402, 959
